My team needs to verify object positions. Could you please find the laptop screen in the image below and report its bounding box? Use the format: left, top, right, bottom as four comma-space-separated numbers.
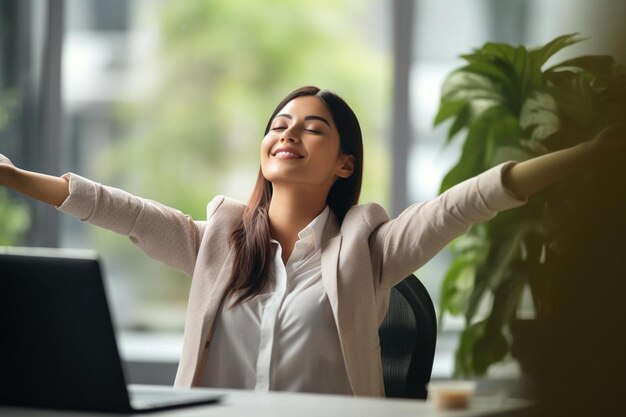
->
0, 249, 132, 412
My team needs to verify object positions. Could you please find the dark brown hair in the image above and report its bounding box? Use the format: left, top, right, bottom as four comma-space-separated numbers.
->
224, 86, 364, 306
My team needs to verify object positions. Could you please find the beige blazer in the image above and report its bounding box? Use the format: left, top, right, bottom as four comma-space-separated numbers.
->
58, 162, 524, 397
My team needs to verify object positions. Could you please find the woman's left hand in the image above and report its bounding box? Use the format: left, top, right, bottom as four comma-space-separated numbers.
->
503, 123, 625, 199
587, 124, 626, 167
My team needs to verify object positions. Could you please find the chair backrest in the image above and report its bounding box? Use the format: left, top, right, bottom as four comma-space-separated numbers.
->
378, 274, 437, 399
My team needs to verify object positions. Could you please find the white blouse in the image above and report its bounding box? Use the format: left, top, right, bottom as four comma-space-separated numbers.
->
199, 206, 353, 395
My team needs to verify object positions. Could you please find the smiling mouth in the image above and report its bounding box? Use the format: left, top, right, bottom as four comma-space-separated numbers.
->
272, 150, 303, 159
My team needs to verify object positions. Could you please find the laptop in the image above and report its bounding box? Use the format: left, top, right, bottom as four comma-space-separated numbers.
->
0, 247, 222, 413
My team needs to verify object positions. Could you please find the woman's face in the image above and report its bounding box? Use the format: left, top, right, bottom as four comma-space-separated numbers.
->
261, 96, 354, 191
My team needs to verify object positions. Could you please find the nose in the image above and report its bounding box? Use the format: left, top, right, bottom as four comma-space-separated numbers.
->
279, 128, 299, 143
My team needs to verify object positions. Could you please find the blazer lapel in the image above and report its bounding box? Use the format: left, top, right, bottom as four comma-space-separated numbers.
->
321, 235, 342, 324
320, 212, 362, 394
320, 211, 342, 330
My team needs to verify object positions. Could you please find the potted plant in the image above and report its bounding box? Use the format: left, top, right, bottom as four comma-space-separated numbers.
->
434, 33, 626, 376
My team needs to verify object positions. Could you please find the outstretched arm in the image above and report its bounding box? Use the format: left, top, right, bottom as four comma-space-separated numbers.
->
503, 125, 625, 200
0, 154, 69, 206
0, 154, 207, 276
373, 125, 624, 287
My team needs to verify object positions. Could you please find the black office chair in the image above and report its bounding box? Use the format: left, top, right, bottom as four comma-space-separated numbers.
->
378, 274, 437, 399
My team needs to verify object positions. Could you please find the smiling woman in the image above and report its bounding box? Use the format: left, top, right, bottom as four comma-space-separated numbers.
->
231, 86, 360, 304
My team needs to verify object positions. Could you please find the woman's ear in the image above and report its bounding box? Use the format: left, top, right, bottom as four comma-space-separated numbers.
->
336, 154, 355, 179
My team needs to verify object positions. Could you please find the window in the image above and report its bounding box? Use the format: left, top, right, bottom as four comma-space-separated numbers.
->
60, 0, 392, 331
5, 0, 622, 381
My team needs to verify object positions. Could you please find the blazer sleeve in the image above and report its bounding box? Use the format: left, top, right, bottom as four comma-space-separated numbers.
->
57, 173, 207, 277
372, 162, 526, 289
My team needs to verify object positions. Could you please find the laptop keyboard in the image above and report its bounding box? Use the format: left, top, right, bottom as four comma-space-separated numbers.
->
128, 385, 221, 409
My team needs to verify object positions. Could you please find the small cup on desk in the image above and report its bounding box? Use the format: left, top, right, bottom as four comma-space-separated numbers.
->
427, 380, 477, 410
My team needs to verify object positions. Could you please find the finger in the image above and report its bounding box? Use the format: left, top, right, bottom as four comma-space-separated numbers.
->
595, 123, 625, 141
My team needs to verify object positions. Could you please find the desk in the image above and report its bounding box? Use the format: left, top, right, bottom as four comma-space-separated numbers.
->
0, 386, 530, 417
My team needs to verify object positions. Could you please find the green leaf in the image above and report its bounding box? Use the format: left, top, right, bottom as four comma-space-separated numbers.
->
466, 227, 526, 322
483, 112, 520, 166
449, 227, 488, 255
434, 100, 466, 126
454, 320, 506, 377
439, 105, 514, 193
462, 61, 513, 85
519, 91, 560, 141
453, 261, 526, 377
469, 42, 518, 64
472, 326, 509, 375
517, 47, 544, 105
491, 146, 534, 165
454, 320, 483, 376
531, 33, 583, 67
463, 42, 543, 113
440, 258, 476, 319
471, 272, 526, 374
479, 43, 531, 78
547, 71, 596, 126
440, 71, 505, 110
547, 55, 624, 95
459, 50, 518, 106
548, 55, 616, 78
488, 272, 526, 332
439, 122, 489, 193
446, 104, 470, 142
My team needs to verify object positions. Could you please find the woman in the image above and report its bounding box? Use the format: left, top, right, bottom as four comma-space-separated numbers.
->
0, 86, 621, 396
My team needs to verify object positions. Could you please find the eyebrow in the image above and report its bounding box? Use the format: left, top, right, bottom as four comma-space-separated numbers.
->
275, 113, 331, 128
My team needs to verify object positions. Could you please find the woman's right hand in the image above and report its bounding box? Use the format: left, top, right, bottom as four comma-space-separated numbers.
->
0, 153, 17, 186
0, 153, 13, 165
0, 153, 69, 206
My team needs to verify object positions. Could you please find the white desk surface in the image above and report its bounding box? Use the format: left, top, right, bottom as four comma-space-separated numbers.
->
0, 385, 529, 417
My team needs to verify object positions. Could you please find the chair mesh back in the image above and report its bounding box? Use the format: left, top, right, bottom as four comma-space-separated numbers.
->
379, 275, 436, 399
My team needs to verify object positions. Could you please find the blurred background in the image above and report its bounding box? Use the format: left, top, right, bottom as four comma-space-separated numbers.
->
1, 0, 624, 388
